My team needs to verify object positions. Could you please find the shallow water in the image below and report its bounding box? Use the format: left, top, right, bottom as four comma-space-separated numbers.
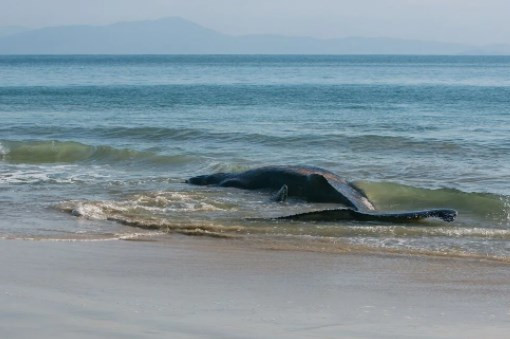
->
1, 55, 509, 259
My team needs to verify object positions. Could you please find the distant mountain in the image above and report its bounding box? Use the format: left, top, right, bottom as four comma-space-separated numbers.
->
0, 26, 29, 38
462, 44, 510, 55
0, 17, 508, 55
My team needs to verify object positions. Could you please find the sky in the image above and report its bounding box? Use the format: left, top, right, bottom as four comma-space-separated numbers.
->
1, 0, 509, 45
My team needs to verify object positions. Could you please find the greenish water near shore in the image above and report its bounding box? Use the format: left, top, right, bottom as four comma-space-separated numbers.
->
1, 55, 509, 259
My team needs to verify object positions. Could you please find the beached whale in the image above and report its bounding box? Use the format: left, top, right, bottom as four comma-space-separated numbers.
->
186, 166, 457, 222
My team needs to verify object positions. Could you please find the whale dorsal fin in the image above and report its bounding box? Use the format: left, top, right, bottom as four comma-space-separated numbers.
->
322, 177, 376, 211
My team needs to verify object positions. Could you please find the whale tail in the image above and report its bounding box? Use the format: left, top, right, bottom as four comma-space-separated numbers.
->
276, 208, 457, 223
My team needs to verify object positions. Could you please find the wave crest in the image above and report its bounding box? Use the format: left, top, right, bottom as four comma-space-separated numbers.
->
0, 140, 194, 165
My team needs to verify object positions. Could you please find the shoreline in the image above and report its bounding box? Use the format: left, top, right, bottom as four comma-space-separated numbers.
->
1, 236, 509, 338
4, 229, 510, 265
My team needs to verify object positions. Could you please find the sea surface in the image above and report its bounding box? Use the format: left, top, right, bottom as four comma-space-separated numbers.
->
1, 55, 509, 260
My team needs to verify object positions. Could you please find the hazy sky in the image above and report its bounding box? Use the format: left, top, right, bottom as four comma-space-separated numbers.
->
1, 0, 509, 45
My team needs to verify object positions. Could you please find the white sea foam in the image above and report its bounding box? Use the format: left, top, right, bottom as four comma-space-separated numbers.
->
500, 195, 510, 225
0, 231, 164, 242
70, 202, 109, 220
0, 163, 112, 184
57, 191, 229, 223
131, 192, 225, 212
0, 142, 9, 158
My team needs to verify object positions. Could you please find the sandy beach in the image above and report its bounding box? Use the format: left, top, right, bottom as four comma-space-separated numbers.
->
1, 236, 509, 338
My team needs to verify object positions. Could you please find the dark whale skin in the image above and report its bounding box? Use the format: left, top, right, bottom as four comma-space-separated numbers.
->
187, 166, 375, 211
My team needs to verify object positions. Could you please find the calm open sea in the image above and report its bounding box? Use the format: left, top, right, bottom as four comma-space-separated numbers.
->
1, 55, 509, 259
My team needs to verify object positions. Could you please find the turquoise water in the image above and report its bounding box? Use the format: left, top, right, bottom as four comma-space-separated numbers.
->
1, 55, 509, 259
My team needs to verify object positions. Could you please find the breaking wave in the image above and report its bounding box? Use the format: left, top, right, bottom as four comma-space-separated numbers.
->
53, 180, 510, 259
0, 140, 195, 165
356, 181, 510, 225
2, 128, 508, 157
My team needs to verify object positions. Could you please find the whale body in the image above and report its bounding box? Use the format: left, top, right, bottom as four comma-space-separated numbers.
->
187, 166, 457, 222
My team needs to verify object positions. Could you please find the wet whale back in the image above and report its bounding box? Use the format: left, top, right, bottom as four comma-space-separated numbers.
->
187, 166, 375, 211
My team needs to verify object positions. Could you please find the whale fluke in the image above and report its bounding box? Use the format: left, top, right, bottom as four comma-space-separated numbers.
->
276, 208, 458, 223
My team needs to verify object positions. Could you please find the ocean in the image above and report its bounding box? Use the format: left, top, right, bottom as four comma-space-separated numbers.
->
1, 55, 509, 260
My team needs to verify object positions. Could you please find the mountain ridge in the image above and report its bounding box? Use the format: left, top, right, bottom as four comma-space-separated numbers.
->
0, 17, 508, 55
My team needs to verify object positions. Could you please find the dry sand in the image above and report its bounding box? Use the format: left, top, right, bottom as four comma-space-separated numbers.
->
1, 235, 509, 338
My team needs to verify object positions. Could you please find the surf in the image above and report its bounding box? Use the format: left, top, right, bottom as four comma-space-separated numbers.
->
0, 140, 196, 165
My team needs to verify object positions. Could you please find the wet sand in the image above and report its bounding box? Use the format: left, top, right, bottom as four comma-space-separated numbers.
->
1, 236, 509, 338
